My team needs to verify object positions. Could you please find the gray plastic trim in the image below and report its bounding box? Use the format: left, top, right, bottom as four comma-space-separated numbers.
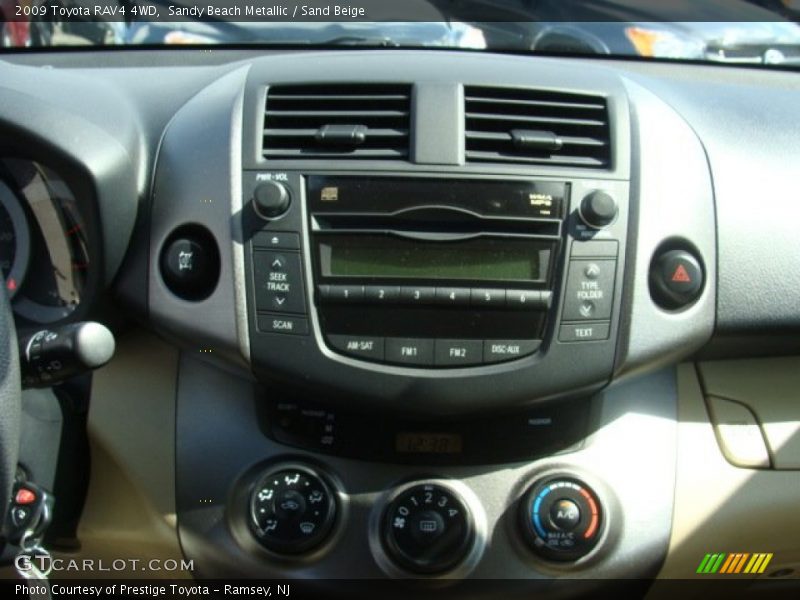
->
148, 65, 252, 366
614, 77, 716, 377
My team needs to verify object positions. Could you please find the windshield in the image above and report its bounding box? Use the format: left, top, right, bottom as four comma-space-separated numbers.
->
3, 0, 800, 67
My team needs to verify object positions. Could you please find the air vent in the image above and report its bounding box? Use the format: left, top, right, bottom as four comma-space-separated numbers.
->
262, 84, 411, 160
464, 87, 611, 168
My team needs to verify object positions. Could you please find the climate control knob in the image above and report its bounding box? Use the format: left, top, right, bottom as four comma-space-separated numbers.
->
253, 181, 291, 219
519, 476, 603, 561
249, 465, 336, 554
579, 191, 617, 228
381, 482, 474, 574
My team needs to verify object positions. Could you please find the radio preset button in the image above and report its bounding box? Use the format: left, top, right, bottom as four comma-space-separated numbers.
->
506, 290, 543, 309
470, 288, 506, 307
254, 251, 306, 314
328, 335, 384, 361
365, 286, 401, 303
562, 260, 616, 321
326, 285, 365, 302
434, 340, 483, 366
434, 287, 471, 306
558, 322, 610, 342
385, 338, 435, 366
400, 287, 436, 305
483, 340, 542, 363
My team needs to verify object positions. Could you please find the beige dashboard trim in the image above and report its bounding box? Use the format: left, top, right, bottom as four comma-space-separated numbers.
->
58, 330, 187, 578
653, 363, 800, 586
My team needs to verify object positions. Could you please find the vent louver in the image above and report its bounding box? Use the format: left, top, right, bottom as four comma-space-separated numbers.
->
262, 84, 411, 160
464, 86, 611, 168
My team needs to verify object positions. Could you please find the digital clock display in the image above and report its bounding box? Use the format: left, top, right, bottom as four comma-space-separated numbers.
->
395, 432, 463, 454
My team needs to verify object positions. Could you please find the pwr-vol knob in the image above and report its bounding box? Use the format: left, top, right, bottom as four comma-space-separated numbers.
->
253, 181, 291, 219
519, 477, 603, 561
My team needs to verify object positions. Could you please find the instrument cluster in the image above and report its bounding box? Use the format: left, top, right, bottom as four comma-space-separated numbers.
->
0, 158, 90, 324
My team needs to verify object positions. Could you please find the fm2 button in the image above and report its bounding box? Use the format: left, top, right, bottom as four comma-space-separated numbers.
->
649, 249, 704, 310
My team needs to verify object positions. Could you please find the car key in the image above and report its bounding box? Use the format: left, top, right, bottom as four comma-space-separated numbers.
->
5, 481, 55, 546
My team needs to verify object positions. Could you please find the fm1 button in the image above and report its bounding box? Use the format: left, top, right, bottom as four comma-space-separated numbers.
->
386, 338, 434, 366
650, 249, 704, 309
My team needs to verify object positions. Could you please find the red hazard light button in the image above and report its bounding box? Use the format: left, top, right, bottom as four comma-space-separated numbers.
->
15, 488, 36, 505
650, 249, 704, 310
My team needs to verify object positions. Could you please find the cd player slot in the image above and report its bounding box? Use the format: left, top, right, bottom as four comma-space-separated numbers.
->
312, 214, 561, 237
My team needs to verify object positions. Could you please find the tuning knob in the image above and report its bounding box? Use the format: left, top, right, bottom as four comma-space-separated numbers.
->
579, 191, 617, 228
253, 181, 291, 219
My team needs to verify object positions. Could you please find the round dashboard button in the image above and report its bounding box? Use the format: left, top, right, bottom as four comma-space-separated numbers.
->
549, 498, 581, 531
381, 483, 474, 574
250, 466, 336, 555
649, 248, 704, 310
159, 227, 221, 301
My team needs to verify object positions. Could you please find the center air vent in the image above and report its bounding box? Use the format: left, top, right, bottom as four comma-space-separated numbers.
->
464, 87, 611, 168
262, 84, 411, 160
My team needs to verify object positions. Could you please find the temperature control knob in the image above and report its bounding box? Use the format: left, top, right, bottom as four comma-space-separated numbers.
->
580, 191, 617, 228
250, 466, 336, 554
252, 181, 291, 219
519, 476, 603, 561
381, 482, 474, 574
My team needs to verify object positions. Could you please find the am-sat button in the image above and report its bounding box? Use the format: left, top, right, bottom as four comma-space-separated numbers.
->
328, 335, 384, 361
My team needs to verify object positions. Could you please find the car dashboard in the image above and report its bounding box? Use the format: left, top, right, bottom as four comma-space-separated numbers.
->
1, 47, 799, 595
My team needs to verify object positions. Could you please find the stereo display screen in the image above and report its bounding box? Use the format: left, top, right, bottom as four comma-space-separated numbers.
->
322, 237, 549, 282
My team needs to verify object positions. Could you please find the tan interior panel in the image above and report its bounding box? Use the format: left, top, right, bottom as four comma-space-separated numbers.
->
653, 364, 800, 588
55, 330, 186, 578
699, 358, 800, 469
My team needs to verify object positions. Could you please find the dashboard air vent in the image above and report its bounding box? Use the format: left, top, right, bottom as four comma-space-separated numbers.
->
262, 84, 411, 160
464, 86, 611, 168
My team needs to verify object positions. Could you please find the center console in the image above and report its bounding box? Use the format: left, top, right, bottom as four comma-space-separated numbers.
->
145, 51, 717, 593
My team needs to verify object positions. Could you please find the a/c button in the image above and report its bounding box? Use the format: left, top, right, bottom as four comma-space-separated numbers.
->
559, 322, 610, 342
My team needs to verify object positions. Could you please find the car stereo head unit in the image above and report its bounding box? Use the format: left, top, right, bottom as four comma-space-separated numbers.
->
307, 177, 566, 367
242, 171, 628, 412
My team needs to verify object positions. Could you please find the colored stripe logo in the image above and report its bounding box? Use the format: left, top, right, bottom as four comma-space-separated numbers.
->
696, 553, 773, 574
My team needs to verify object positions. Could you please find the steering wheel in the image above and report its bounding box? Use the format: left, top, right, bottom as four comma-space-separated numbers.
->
0, 279, 21, 521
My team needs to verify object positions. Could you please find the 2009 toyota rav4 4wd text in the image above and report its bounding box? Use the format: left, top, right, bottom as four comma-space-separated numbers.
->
1, 1, 799, 598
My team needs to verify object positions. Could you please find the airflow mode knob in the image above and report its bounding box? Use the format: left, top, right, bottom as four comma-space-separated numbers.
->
250, 465, 336, 554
